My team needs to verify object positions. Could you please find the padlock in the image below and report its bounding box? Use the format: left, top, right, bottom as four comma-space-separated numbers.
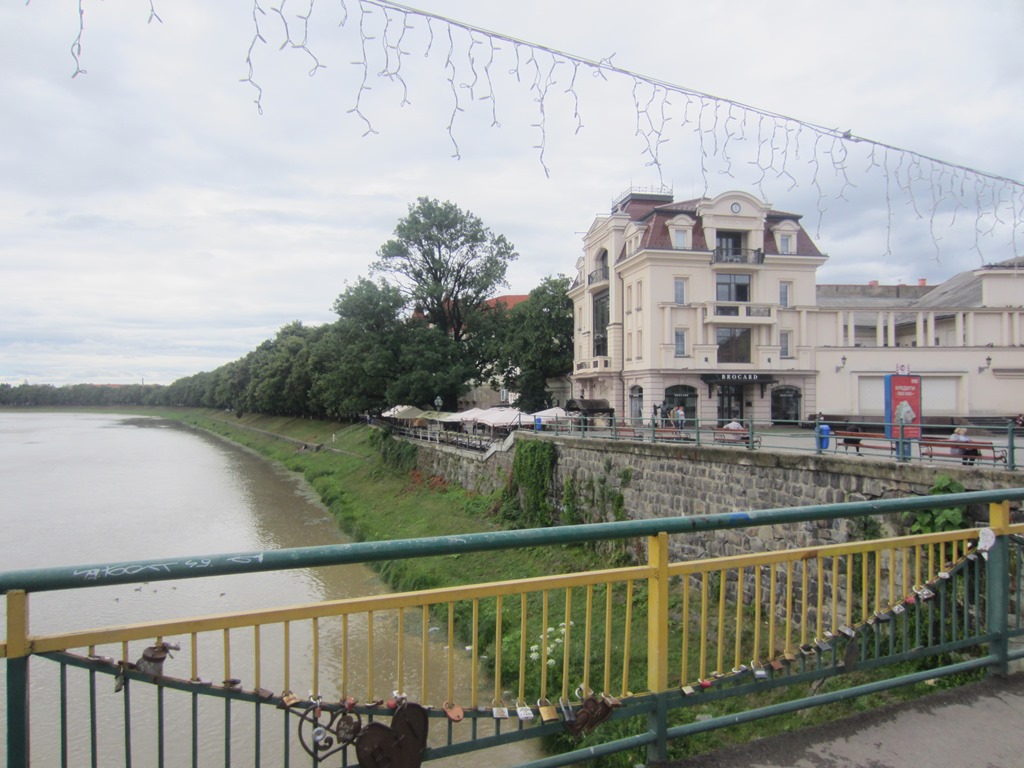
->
559, 697, 576, 722
279, 690, 300, 708
538, 698, 559, 723
815, 638, 832, 653
443, 700, 465, 723
938, 571, 951, 580
698, 678, 713, 689
893, 603, 906, 616
874, 608, 892, 623
256, 688, 274, 700
492, 699, 509, 719
681, 685, 696, 695
335, 712, 362, 744
838, 625, 856, 639
516, 701, 534, 721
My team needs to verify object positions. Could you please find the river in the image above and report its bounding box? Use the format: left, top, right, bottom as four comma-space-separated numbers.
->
0, 412, 539, 766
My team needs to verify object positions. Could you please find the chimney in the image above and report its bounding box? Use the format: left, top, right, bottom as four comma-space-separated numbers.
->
918, 278, 927, 286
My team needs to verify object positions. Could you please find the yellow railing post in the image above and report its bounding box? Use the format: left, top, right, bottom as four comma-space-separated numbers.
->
647, 533, 669, 693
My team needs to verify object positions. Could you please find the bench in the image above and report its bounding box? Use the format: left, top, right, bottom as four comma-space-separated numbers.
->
613, 428, 645, 441
654, 428, 694, 443
919, 439, 1007, 466
832, 431, 896, 455
712, 428, 762, 449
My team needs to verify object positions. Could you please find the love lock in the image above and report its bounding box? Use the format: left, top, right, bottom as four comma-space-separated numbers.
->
335, 712, 362, 745
537, 698, 559, 723
442, 700, 464, 723
355, 701, 429, 768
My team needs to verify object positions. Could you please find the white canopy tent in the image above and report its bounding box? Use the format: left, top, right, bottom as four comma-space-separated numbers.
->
474, 408, 526, 428
530, 406, 568, 422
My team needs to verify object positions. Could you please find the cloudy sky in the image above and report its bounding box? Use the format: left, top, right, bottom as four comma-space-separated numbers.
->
3, 1, 1023, 386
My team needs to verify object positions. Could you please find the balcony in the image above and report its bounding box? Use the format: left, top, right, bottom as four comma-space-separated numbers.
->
704, 302, 776, 324
588, 266, 610, 285
712, 248, 764, 266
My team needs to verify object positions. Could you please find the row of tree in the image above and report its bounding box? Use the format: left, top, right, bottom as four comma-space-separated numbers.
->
1, 198, 574, 417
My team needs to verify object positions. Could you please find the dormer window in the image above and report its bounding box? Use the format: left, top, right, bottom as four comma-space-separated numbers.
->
667, 214, 695, 251
771, 220, 800, 255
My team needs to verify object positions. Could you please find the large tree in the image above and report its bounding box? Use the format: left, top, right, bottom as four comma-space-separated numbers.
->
309, 278, 407, 417
371, 197, 518, 344
495, 275, 574, 412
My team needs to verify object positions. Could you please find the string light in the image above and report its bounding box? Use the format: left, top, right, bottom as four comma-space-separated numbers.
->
54, 0, 1024, 264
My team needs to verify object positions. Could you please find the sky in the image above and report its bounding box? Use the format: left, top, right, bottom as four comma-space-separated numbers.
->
3, 0, 1024, 386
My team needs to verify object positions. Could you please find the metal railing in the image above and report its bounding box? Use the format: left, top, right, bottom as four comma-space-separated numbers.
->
5, 491, 1024, 767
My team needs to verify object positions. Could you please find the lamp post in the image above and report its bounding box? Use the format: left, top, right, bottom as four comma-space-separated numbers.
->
434, 395, 443, 410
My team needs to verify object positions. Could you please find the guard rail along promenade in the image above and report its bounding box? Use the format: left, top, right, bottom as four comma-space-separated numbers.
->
381, 415, 1021, 471
5, 488, 1024, 767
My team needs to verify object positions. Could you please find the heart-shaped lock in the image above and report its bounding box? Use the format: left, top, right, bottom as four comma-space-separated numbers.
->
443, 700, 464, 723
335, 712, 362, 744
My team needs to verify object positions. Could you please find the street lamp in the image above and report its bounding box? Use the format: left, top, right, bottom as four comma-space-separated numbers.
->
434, 395, 443, 410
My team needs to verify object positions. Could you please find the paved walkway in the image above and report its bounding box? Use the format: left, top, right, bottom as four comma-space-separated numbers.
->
655, 672, 1024, 768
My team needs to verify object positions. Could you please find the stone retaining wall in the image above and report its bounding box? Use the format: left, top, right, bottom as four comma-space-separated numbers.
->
415, 432, 1013, 561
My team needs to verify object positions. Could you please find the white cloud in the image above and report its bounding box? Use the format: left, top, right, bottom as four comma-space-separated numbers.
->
2, 0, 1022, 385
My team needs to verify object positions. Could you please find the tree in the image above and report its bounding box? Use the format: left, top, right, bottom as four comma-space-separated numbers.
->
371, 197, 518, 344
495, 275, 573, 412
309, 278, 407, 417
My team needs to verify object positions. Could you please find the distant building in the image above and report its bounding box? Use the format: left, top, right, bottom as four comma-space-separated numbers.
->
568, 188, 1024, 425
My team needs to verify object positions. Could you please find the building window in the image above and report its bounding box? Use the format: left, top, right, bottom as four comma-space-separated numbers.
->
779, 281, 792, 308
593, 291, 609, 356
626, 333, 632, 360
636, 281, 643, 311
673, 230, 688, 249
637, 329, 643, 359
674, 278, 686, 305
500, 388, 509, 402
716, 273, 751, 303
674, 329, 687, 357
779, 234, 794, 254
780, 330, 792, 358
625, 284, 633, 314
716, 327, 752, 363
716, 231, 744, 260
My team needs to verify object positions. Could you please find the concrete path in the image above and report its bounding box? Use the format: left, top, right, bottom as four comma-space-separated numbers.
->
654, 672, 1024, 768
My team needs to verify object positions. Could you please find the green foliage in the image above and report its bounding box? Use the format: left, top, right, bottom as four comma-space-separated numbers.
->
368, 426, 419, 473
372, 196, 518, 344
492, 275, 574, 412
909, 474, 968, 534
499, 440, 558, 528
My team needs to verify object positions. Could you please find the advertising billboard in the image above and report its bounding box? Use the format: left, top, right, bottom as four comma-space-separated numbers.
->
884, 374, 922, 440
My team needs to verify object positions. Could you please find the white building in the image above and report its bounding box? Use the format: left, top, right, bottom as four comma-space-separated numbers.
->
568, 188, 1024, 426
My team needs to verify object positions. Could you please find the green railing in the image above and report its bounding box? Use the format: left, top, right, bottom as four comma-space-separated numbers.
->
4, 489, 1024, 767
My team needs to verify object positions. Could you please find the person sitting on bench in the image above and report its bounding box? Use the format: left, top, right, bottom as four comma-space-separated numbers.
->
842, 425, 863, 455
950, 427, 980, 466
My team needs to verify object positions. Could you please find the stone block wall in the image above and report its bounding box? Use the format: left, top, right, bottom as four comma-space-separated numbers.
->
414, 432, 1012, 562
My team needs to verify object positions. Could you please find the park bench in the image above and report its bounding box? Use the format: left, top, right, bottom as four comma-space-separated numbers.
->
654, 428, 694, 443
832, 430, 896, 455
614, 427, 646, 441
918, 438, 1007, 467
712, 428, 762, 449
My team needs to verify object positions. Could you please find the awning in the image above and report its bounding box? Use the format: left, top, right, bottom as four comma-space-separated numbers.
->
474, 408, 526, 427
530, 406, 568, 421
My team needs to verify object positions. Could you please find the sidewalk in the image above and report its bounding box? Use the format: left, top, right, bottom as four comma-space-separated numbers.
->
655, 672, 1024, 768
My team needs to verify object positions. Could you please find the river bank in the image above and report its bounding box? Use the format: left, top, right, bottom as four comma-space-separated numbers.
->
7, 406, 974, 768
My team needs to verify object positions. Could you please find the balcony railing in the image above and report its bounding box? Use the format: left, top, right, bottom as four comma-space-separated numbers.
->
712, 248, 764, 265
588, 266, 610, 284
709, 302, 775, 321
